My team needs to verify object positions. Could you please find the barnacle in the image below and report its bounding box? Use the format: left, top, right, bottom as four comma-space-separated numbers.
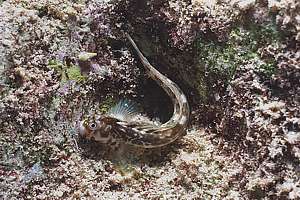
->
78, 52, 97, 61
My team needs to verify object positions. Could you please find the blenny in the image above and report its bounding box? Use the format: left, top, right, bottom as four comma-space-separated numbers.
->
78, 34, 190, 148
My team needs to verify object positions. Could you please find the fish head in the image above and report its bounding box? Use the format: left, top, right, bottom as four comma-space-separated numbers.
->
78, 115, 114, 142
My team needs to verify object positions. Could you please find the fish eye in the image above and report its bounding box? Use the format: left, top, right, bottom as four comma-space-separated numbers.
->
89, 122, 97, 130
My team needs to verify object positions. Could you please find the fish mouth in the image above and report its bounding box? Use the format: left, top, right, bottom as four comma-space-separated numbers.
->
78, 120, 86, 137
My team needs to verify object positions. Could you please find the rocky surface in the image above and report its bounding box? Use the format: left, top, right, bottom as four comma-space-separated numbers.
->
0, 0, 299, 199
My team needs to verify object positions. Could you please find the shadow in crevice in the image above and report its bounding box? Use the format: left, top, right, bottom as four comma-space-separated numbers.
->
136, 77, 173, 123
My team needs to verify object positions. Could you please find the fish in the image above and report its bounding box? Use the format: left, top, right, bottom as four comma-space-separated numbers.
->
78, 33, 190, 148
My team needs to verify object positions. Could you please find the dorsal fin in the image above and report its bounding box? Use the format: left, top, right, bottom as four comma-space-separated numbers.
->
108, 99, 141, 121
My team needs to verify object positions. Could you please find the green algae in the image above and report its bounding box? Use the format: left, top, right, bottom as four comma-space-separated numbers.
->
66, 65, 86, 82
99, 97, 116, 113
48, 59, 86, 83
194, 22, 280, 99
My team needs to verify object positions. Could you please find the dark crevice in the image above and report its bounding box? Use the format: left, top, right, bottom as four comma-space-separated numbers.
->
136, 77, 173, 123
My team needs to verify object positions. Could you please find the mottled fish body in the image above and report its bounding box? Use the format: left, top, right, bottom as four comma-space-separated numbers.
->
78, 34, 190, 148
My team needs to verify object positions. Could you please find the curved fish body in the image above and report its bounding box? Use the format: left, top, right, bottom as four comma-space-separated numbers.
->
78, 34, 190, 148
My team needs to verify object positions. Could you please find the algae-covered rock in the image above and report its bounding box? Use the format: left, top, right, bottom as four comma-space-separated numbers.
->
0, 0, 299, 199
